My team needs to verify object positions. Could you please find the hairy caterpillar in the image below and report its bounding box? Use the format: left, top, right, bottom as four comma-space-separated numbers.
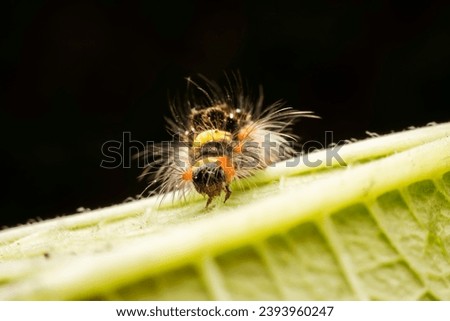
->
138, 74, 318, 208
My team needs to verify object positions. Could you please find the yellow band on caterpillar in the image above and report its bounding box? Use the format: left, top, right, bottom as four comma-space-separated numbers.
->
193, 129, 232, 147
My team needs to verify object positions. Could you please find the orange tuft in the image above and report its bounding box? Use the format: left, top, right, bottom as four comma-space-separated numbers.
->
233, 142, 243, 154
182, 168, 193, 181
217, 156, 235, 183
237, 124, 254, 141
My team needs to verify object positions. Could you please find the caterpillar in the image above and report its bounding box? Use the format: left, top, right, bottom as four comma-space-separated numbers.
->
138, 74, 318, 208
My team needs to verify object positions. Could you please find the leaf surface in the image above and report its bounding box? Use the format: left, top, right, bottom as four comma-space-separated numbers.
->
0, 123, 449, 300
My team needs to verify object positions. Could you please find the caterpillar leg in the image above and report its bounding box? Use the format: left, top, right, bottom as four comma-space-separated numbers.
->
224, 185, 232, 203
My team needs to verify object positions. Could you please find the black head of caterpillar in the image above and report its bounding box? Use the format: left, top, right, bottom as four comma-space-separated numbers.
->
138, 74, 319, 208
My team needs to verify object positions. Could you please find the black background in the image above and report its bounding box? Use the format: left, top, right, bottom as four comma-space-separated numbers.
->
2, 0, 449, 227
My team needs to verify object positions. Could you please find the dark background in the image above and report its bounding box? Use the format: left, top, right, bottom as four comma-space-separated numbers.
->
1, 0, 449, 227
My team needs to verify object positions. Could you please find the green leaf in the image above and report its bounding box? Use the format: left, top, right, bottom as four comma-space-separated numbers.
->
1, 122, 449, 300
